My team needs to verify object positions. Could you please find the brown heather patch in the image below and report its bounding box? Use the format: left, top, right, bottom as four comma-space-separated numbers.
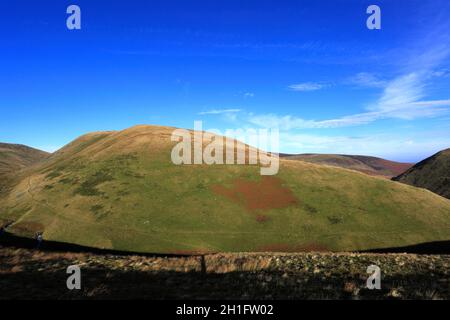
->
377, 159, 413, 176
204, 253, 273, 273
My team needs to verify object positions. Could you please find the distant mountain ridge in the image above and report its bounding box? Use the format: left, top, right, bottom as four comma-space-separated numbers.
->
281, 153, 413, 178
393, 148, 450, 199
0, 143, 49, 177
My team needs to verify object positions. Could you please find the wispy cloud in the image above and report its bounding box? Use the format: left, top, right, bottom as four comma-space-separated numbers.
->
250, 70, 450, 129
348, 72, 387, 88
431, 68, 450, 78
288, 82, 327, 92
366, 72, 450, 119
198, 108, 241, 115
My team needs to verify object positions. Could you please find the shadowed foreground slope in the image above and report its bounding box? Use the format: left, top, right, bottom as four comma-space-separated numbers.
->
0, 245, 448, 300
0, 125, 449, 254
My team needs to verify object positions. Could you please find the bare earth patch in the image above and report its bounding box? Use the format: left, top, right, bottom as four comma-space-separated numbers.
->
211, 176, 298, 213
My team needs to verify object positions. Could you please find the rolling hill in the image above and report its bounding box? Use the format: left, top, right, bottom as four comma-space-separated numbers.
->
0, 143, 49, 177
281, 154, 413, 178
0, 125, 449, 254
393, 148, 450, 199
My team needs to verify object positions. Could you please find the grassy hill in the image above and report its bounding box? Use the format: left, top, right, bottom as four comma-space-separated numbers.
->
0, 143, 49, 177
393, 148, 450, 199
281, 153, 413, 178
1, 125, 449, 254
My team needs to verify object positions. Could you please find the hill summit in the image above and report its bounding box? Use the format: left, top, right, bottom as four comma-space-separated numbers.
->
1, 125, 449, 254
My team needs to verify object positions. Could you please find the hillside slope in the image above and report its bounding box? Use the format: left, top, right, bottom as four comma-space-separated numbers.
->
282, 154, 413, 178
0, 125, 449, 254
0, 143, 49, 177
393, 148, 450, 199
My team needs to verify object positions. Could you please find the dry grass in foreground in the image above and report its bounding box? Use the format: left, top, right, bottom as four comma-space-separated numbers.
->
0, 245, 448, 300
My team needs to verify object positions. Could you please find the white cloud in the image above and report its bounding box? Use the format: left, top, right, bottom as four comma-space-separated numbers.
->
288, 82, 327, 92
248, 112, 382, 129
198, 109, 241, 115
244, 92, 254, 98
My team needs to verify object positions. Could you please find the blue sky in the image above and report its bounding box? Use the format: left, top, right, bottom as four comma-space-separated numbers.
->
1, 0, 450, 162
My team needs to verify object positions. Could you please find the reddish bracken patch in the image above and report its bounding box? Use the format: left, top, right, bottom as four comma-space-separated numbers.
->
211, 176, 298, 212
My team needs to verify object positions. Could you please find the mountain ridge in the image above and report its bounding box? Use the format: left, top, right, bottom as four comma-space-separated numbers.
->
281, 153, 413, 178
393, 148, 450, 199
0, 142, 49, 180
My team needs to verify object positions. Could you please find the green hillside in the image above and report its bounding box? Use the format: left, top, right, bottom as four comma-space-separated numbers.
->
1, 125, 449, 254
